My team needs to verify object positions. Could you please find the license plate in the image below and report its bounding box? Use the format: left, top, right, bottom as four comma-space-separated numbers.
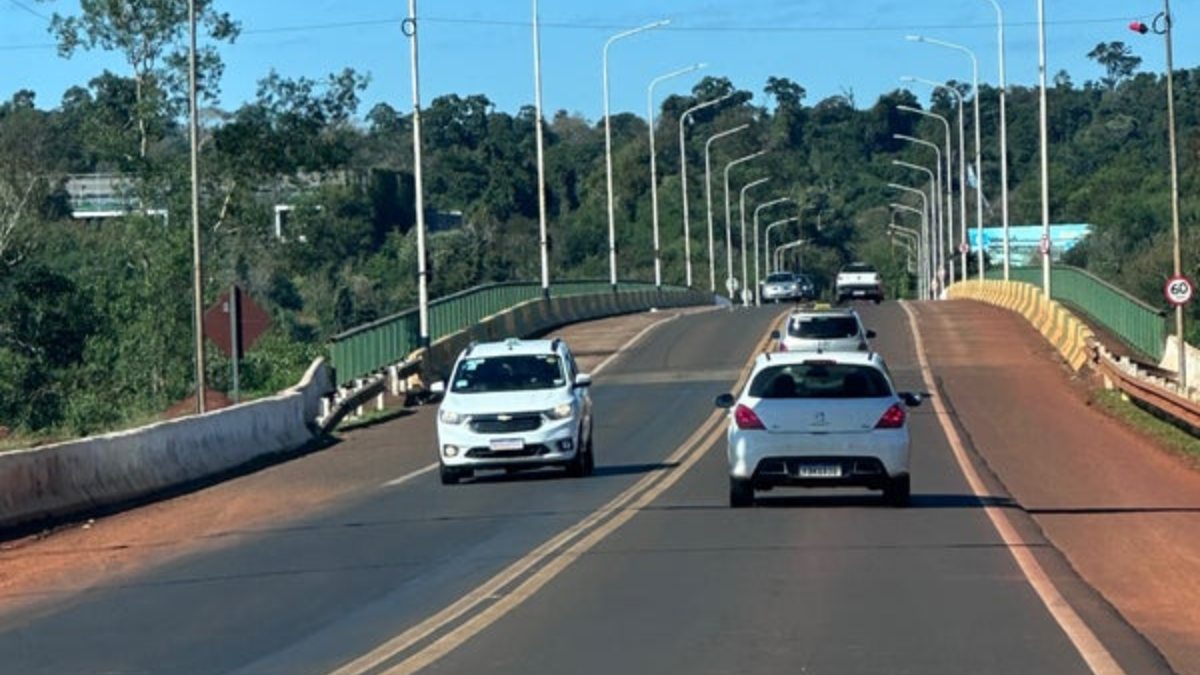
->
798, 464, 842, 478
853, 290, 866, 296
489, 438, 524, 451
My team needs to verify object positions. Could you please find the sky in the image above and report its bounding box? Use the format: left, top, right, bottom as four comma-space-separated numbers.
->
1, 1, 1197, 121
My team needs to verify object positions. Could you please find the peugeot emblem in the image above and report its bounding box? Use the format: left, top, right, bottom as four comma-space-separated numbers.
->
497, 414, 513, 422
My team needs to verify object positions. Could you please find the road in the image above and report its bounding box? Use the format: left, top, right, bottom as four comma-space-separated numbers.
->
0, 303, 1175, 674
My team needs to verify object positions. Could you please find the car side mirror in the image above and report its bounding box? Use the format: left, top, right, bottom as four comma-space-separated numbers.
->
770, 330, 781, 340
574, 373, 593, 388
866, 329, 877, 339
714, 393, 736, 409
900, 392, 922, 407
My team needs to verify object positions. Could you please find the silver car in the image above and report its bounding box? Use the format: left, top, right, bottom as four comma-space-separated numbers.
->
715, 351, 921, 507
760, 272, 801, 302
774, 307, 875, 353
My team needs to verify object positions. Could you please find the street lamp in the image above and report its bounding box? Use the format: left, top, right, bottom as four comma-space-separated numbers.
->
723, 149, 767, 298
1037, 0, 1050, 297
1131, 2, 1186, 388
603, 19, 669, 292
906, 35, 985, 281
888, 184, 931, 300
648, 63, 706, 289
532, 0, 550, 298
897, 105, 954, 285
678, 93, 733, 288
982, 0, 1012, 280
739, 176, 770, 304
402, 0, 431, 349
774, 238, 807, 273
704, 124, 749, 292
753, 197, 793, 305
764, 216, 798, 277
893, 143, 944, 293
186, 0, 206, 412
903, 75, 968, 280
891, 203, 928, 300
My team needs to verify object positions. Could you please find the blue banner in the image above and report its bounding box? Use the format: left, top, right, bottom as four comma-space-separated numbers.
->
967, 224, 1090, 266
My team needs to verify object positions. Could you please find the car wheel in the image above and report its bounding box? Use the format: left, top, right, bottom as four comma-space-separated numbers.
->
884, 475, 910, 507
582, 430, 595, 475
440, 463, 461, 485
729, 477, 754, 508
565, 440, 590, 478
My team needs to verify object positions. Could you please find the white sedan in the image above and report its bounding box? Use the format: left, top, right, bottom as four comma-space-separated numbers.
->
715, 351, 921, 507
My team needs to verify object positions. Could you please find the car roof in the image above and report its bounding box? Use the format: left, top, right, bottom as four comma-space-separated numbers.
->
786, 306, 860, 319
755, 350, 884, 368
463, 338, 562, 358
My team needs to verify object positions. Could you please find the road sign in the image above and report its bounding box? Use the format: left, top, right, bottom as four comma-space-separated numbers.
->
203, 285, 271, 358
725, 277, 740, 293
1164, 275, 1194, 307
958, 242, 969, 255
1039, 235, 1051, 256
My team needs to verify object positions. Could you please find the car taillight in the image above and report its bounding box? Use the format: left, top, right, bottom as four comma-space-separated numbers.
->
734, 404, 766, 430
875, 404, 906, 429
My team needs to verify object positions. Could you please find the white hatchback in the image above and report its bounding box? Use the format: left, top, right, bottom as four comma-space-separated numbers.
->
716, 351, 921, 507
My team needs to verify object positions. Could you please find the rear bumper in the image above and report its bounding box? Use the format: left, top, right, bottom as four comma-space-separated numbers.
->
836, 285, 882, 300
727, 430, 909, 481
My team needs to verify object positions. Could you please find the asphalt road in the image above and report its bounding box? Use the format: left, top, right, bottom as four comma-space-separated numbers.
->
0, 303, 1172, 674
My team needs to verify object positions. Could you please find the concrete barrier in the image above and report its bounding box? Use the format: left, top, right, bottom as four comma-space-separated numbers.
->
0, 359, 332, 532
948, 280, 1093, 372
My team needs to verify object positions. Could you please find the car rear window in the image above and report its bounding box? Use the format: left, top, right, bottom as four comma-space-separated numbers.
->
788, 315, 860, 339
766, 273, 794, 283
451, 354, 565, 393
843, 264, 875, 273
749, 363, 892, 399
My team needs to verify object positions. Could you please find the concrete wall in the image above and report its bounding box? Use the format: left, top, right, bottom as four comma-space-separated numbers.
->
0, 358, 332, 531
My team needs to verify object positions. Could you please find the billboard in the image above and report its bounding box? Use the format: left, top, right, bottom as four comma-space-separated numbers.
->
967, 224, 1091, 266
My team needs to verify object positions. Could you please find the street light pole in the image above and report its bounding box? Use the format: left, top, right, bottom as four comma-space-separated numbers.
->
904, 76, 968, 281
739, 177, 770, 305
764, 217, 797, 278
678, 93, 733, 288
891, 203, 928, 300
983, 0, 1011, 280
907, 35, 984, 281
648, 63, 705, 290
888, 185, 931, 300
897, 105, 954, 286
1037, 0, 1051, 297
187, 0, 206, 413
724, 150, 767, 299
603, 19, 669, 292
703, 124, 749, 292
774, 238, 807, 273
532, 0, 550, 299
893, 141, 944, 294
405, 0, 430, 348
754, 197, 793, 305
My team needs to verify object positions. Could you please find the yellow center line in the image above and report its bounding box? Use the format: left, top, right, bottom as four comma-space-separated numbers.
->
328, 309, 785, 675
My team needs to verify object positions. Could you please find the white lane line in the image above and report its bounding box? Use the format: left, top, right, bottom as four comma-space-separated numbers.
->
589, 313, 680, 376
900, 301, 1125, 675
382, 463, 438, 488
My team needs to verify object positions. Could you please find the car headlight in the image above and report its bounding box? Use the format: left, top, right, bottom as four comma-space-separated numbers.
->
439, 409, 467, 425
545, 403, 574, 420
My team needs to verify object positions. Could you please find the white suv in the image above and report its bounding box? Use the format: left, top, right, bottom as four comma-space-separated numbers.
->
775, 307, 876, 354
432, 337, 594, 484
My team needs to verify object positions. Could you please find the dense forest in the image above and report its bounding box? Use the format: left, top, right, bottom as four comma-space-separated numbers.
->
0, 4, 1197, 438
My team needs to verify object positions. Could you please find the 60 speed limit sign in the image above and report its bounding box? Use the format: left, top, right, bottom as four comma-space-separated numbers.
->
1164, 275, 1195, 307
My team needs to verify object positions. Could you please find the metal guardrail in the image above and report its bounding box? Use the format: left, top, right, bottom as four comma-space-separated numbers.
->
987, 266, 1167, 361
329, 280, 698, 386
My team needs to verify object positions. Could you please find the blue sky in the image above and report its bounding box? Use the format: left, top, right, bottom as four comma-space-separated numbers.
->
2, 1, 1196, 120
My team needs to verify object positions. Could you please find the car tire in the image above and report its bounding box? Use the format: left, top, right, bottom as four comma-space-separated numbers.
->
440, 463, 462, 485
565, 437, 591, 478
729, 477, 754, 508
582, 430, 595, 475
884, 475, 911, 507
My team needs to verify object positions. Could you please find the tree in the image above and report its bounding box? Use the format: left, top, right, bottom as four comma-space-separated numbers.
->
764, 76, 806, 112
1087, 41, 1142, 90
48, 0, 240, 159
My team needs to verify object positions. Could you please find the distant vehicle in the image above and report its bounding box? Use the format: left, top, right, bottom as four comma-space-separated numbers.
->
835, 262, 884, 304
761, 271, 817, 303
715, 351, 920, 507
794, 273, 817, 300
431, 337, 595, 484
775, 307, 876, 354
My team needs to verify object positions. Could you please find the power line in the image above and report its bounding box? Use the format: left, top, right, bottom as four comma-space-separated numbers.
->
6, 0, 49, 22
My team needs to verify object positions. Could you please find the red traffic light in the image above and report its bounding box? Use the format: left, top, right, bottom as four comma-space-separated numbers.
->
1129, 20, 1150, 34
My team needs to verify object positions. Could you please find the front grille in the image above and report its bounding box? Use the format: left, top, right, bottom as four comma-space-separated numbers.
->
469, 414, 542, 434
465, 444, 551, 459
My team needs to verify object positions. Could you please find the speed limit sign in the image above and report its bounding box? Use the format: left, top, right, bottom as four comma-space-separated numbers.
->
1039, 235, 1051, 256
1165, 275, 1194, 307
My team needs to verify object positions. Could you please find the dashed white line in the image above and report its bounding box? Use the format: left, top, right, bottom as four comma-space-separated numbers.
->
381, 463, 437, 488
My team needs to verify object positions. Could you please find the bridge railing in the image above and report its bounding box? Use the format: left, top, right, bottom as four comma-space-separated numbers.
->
329, 280, 698, 386
986, 266, 1167, 360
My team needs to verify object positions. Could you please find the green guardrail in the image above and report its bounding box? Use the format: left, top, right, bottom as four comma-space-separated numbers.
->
985, 266, 1167, 360
329, 280, 699, 386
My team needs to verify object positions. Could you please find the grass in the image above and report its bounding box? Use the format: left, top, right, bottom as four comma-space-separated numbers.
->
1090, 389, 1200, 467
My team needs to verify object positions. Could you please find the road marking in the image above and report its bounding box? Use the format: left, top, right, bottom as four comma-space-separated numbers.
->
900, 301, 1126, 675
590, 312, 679, 376
331, 310, 784, 675
382, 463, 438, 488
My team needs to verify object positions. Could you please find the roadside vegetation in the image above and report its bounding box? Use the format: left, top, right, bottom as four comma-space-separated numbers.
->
0, 3, 1195, 439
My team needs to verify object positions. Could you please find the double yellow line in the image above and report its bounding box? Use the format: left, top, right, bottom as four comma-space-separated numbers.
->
329, 312, 783, 675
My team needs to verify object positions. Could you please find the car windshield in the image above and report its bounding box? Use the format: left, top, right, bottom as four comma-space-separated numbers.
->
788, 315, 860, 339
843, 263, 875, 273
766, 273, 794, 283
749, 363, 892, 399
451, 354, 566, 393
